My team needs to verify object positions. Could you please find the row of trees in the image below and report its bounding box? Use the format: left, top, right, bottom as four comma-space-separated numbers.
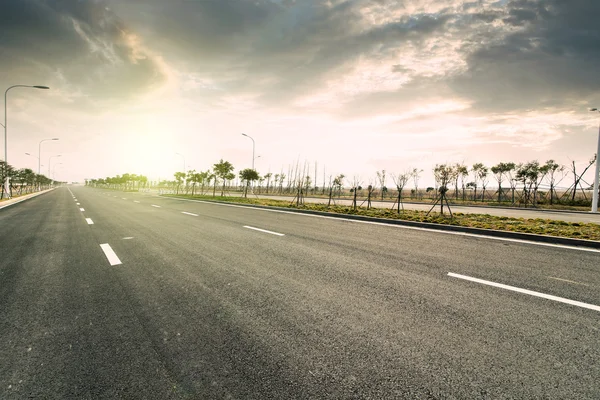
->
86, 173, 149, 191
86, 160, 258, 198
86, 155, 599, 209
0, 161, 57, 199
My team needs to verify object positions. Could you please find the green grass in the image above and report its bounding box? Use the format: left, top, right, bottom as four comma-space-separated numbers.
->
163, 194, 600, 241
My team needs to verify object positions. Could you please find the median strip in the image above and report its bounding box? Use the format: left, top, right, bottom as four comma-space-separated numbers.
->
243, 226, 285, 236
181, 211, 198, 217
448, 272, 600, 312
100, 244, 122, 266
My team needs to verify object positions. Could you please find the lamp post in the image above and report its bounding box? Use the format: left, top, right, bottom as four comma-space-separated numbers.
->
3, 85, 49, 198
590, 108, 600, 213
241, 133, 255, 170
52, 162, 63, 181
25, 152, 39, 167
48, 155, 61, 177
39, 138, 59, 176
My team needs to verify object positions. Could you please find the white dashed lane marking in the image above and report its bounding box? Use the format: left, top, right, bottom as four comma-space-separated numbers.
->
100, 244, 122, 266
243, 226, 285, 236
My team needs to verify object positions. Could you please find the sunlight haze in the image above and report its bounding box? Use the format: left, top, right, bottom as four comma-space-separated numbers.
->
2, 0, 599, 186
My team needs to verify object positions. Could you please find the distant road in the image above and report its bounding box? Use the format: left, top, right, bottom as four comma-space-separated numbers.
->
1, 187, 599, 398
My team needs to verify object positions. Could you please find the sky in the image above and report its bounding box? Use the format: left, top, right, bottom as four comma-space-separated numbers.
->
1, 0, 599, 187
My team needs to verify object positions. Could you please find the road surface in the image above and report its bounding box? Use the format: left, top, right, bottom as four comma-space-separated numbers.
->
1, 187, 599, 398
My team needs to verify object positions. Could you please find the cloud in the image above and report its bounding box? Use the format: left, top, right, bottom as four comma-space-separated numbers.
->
449, 0, 600, 113
0, 0, 166, 109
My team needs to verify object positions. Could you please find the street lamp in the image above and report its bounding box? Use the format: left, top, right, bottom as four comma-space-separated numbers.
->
25, 152, 39, 163
52, 162, 63, 181
4, 85, 49, 198
39, 138, 59, 175
241, 133, 255, 170
590, 108, 600, 213
48, 155, 61, 177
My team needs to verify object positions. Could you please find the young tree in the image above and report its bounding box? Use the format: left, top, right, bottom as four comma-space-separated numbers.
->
213, 159, 235, 197
174, 171, 186, 194
264, 172, 273, 193
471, 163, 484, 201
239, 168, 260, 197
456, 164, 469, 201
478, 165, 490, 202
333, 174, 345, 198
391, 171, 410, 212
278, 173, 286, 194
410, 168, 422, 200
350, 176, 362, 210
453, 163, 465, 200
186, 170, 197, 195
376, 170, 387, 201
428, 164, 457, 216
543, 160, 564, 205
491, 162, 512, 202
516, 161, 547, 206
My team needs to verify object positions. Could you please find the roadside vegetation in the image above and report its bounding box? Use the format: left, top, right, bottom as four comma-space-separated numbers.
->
87, 155, 599, 211
1, 161, 57, 200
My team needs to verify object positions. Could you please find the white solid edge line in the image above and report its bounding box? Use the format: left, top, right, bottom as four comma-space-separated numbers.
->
86, 218, 94, 225
100, 243, 122, 266
80, 208, 85, 211
151, 205, 161, 208
243, 225, 285, 236
165, 197, 600, 254
181, 211, 198, 216
447, 272, 600, 312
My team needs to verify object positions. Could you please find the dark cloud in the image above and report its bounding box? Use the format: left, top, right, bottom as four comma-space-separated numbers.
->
108, 0, 451, 106
4, 0, 597, 119
450, 0, 600, 113
503, 7, 537, 26
0, 0, 165, 108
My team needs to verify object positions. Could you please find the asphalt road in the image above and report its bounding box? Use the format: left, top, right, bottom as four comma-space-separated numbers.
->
1, 187, 599, 399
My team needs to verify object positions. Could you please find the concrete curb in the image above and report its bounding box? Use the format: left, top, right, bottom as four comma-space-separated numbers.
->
162, 195, 600, 250
0, 188, 55, 210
